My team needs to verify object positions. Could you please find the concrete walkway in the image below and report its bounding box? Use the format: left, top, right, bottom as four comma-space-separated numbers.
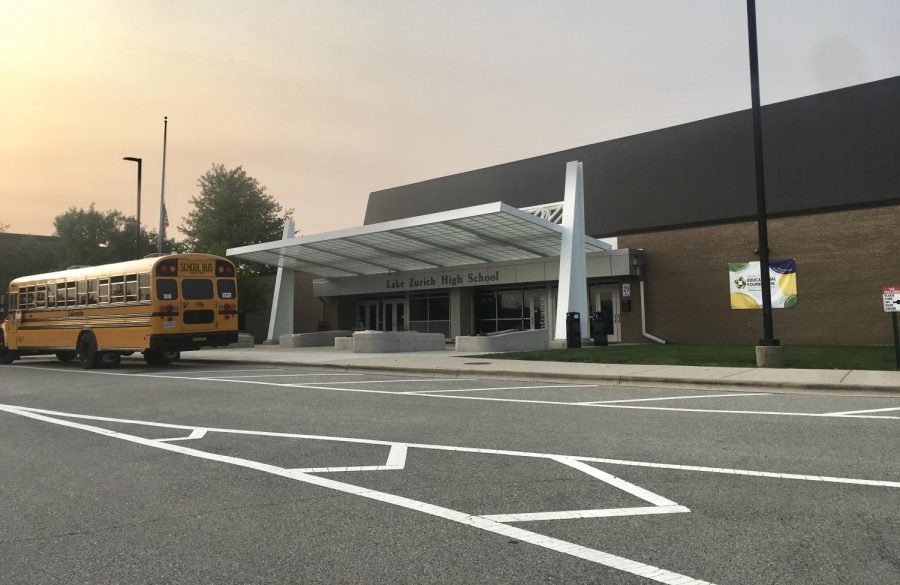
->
186, 346, 900, 395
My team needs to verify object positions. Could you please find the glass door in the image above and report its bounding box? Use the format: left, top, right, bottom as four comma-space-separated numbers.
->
383, 299, 406, 331
590, 285, 621, 343
357, 300, 380, 330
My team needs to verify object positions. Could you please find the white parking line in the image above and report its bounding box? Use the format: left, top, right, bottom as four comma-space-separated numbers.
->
8, 365, 900, 421
157, 428, 208, 442
0, 404, 715, 585
4, 404, 898, 489
215, 373, 363, 379
483, 505, 690, 523
290, 444, 409, 474
294, 378, 467, 385
406, 384, 596, 395
826, 406, 900, 416
147, 368, 285, 376
578, 392, 770, 405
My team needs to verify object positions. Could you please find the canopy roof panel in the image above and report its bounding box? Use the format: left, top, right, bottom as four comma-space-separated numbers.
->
227, 202, 610, 278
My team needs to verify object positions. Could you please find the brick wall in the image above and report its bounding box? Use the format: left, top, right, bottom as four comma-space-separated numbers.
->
619, 204, 900, 345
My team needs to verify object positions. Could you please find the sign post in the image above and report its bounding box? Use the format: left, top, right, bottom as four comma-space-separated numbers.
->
883, 286, 900, 369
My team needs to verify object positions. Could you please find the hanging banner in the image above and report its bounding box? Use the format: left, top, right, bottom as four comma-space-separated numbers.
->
729, 259, 798, 309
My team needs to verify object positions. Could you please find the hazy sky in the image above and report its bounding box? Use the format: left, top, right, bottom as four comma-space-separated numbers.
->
2, 0, 898, 238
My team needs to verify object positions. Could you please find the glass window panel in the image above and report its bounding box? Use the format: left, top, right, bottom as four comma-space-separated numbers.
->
56, 283, 66, 307
217, 279, 235, 299
182, 279, 213, 300
428, 296, 449, 320
138, 273, 151, 301
66, 284, 76, 306
474, 294, 496, 320
408, 321, 429, 334
475, 320, 497, 334
99, 278, 110, 303
156, 279, 178, 300
496, 319, 525, 332
110, 276, 125, 303
76, 281, 87, 305
498, 291, 523, 319
410, 298, 428, 321
429, 321, 450, 338
35, 286, 46, 309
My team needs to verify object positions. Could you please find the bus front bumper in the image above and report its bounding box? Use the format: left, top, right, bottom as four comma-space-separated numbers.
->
148, 332, 239, 352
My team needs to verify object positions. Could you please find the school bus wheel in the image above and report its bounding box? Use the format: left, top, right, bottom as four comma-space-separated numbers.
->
78, 332, 100, 370
0, 332, 18, 365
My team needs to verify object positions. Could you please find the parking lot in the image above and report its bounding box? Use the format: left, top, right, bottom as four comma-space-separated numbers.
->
2, 359, 898, 584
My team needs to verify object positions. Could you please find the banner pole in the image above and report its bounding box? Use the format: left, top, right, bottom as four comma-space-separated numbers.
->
892, 312, 899, 369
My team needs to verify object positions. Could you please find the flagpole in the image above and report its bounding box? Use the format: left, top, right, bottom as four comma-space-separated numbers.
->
157, 116, 168, 255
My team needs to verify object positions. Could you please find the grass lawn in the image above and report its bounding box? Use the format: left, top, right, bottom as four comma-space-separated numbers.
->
477, 344, 899, 371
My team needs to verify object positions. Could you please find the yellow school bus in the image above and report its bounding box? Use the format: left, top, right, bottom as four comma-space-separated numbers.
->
0, 253, 238, 368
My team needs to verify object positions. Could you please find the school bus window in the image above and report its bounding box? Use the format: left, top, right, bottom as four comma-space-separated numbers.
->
217, 279, 236, 299
35, 286, 46, 309
138, 273, 151, 301
56, 283, 66, 308
87, 279, 98, 305
125, 274, 138, 302
157, 279, 178, 300
110, 276, 125, 303
66, 282, 76, 306
99, 278, 109, 303
183, 279, 213, 300
47, 286, 56, 307
77, 281, 88, 306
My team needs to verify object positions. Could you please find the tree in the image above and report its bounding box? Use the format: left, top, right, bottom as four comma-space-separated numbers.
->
52, 204, 169, 267
180, 164, 293, 315
0, 222, 8, 232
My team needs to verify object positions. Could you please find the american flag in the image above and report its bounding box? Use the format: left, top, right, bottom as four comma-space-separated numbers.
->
161, 202, 169, 237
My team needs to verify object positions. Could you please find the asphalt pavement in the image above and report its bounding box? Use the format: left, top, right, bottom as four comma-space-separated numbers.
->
1, 356, 898, 584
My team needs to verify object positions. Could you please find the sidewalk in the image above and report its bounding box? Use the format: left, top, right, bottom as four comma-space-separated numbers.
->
187, 346, 900, 395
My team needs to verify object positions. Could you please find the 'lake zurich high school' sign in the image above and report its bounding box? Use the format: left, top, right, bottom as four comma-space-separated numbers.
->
386, 270, 501, 290
311, 250, 640, 298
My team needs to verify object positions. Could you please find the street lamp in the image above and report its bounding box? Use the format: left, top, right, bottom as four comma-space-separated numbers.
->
745, 0, 782, 367
123, 156, 142, 258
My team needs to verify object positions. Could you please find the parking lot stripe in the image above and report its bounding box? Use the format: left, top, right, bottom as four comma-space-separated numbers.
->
158, 428, 208, 442
826, 406, 900, 416
4, 404, 897, 489
483, 505, 690, 523
555, 456, 680, 506
149, 368, 285, 376
8, 365, 900, 421
578, 392, 770, 405
213, 372, 363, 379
406, 384, 596, 394
0, 404, 716, 585
296, 378, 467, 385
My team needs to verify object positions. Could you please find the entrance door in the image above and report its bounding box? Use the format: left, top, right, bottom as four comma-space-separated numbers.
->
358, 300, 379, 330
590, 285, 621, 343
383, 299, 406, 332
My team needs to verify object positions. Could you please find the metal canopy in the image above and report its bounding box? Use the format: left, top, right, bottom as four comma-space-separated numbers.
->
227, 202, 611, 278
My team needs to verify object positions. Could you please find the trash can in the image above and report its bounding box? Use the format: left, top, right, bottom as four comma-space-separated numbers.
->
591, 312, 607, 346
565, 312, 582, 349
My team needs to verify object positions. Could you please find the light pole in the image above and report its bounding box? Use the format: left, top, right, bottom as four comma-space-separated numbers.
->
746, 0, 782, 367
123, 156, 142, 258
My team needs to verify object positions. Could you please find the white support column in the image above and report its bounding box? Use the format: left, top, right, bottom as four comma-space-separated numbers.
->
265, 218, 295, 344
554, 161, 590, 340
